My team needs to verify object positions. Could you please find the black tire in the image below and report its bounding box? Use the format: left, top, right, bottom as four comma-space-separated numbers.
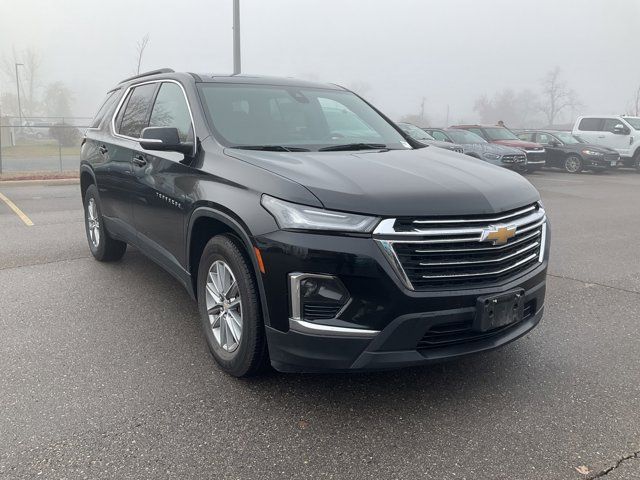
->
83, 184, 127, 261
634, 152, 640, 173
564, 155, 583, 174
197, 234, 268, 377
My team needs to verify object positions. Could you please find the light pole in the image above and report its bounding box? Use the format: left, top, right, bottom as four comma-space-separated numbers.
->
233, 0, 241, 75
15, 63, 23, 126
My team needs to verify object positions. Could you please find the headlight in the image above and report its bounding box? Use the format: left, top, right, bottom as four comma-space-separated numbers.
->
483, 153, 501, 160
582, 149, 603, 156
261, 195, 380, 232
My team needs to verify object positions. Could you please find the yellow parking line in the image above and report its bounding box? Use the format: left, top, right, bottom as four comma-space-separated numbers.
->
0, 191, 34, 226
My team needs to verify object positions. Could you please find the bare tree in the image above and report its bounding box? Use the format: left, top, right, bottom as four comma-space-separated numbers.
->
399, 113, 430, 127
135, 34, 150, 74
539, 67, 580, 126
474, 88, 540, 128
42, 81, 74, 117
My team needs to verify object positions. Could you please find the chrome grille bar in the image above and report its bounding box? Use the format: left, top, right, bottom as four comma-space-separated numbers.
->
413, 230, 541, 253
411, 205, 535, 225
420, 253, 539, 280
417, 241, 540, 267
374, 208, 545, 236
373, 203, 546, 291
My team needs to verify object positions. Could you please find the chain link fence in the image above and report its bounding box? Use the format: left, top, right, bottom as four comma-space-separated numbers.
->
0, 116, 90, 177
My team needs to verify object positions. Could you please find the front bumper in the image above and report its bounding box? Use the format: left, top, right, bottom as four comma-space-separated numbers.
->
256, 226, 549, 373
524, 151, 547, 169
583, 155, 619, 169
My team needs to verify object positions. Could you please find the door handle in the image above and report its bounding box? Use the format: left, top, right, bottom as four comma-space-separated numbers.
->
98, 145, 108, 155
597, 135, 606, 139
133, 155, 148, 167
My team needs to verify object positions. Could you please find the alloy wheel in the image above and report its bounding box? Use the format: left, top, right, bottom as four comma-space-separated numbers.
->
205, 260, 242, 352
87, 198, 101, 247
565, 156, 581, 173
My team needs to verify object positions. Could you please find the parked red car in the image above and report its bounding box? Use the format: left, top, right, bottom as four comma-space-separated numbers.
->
451, 125, 546, 172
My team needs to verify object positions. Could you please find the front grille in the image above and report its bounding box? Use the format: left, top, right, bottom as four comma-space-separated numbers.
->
302, 303, 343, 320
524, 150, 547, 163
375, 203, 546, 290
416, 300, 535, 349
604, 154, 619, 163
501, 154, 526, 163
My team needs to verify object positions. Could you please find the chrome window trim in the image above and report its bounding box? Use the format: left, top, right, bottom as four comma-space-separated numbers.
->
109, 78, 197, 156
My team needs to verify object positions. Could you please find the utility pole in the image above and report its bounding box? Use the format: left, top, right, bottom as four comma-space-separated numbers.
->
15, 63, 23, 126
233, 0, 241, 75
420, 97, 425, 124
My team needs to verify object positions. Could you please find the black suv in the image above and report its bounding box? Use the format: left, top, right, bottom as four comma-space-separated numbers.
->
81, 69, 550, 377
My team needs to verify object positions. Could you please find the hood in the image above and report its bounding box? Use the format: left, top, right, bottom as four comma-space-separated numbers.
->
224, 147, 540, 217
492, 139, 542, 150
463, 143, 526, 156
417, 139, 456, 150
561, 143, 618, 154
420, 139, 462, 150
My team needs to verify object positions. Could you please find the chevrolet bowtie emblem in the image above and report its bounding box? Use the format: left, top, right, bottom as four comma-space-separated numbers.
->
480, 224, 516, 246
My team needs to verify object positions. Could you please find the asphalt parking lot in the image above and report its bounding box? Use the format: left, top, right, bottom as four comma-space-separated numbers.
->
1, 169, 640, 479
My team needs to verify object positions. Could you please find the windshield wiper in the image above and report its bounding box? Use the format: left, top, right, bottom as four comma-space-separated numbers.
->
319, 143, 388, 152
232, 145, 311, 152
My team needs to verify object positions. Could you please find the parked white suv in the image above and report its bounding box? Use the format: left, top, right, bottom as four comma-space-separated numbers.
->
572, 115, 640, 169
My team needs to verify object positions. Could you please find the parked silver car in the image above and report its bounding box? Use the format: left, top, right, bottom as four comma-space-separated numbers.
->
424, 128, 527, 171
397, 122, 464, 153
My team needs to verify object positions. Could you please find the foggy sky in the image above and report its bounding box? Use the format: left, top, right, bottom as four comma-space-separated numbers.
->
1, 0, 639, 124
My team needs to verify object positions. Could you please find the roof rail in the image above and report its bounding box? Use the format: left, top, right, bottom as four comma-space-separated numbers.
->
118, 68, 175, 84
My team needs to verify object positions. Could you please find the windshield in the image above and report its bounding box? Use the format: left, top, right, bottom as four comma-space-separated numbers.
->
622, 117, 640, 130
482, 127, 519, 141
446, 129, 487, 144
397, 123, 436, 141
554, 132, 583, 144
198, 84, 411, 151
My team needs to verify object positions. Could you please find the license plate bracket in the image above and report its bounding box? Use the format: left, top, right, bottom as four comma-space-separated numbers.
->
474, 289, 525, 332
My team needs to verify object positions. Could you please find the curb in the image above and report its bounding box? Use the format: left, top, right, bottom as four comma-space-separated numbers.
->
0, 178, 79, 186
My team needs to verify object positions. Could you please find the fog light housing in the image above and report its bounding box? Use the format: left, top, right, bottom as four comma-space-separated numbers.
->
289, 273, 350, 321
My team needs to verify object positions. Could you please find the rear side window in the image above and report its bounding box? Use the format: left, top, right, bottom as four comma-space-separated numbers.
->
431, 131, 449, 142
149, 82, 194, 142
90, 91, 119, 129
117, 83, 158, 138
536, 133, 553, 144
518, 132, 534, 141
602, 118, 623, 133
578, 118, 604, 131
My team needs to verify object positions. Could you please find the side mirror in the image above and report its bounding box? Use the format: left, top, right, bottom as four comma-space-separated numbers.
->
613, 124, 629, 135
139, 127, 193, 155
548, 139, 561, 146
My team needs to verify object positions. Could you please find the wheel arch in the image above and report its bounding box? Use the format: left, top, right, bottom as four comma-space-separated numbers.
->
80, 165, 97, 200
187, 207, 271, 326
564, 152, 584, 161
